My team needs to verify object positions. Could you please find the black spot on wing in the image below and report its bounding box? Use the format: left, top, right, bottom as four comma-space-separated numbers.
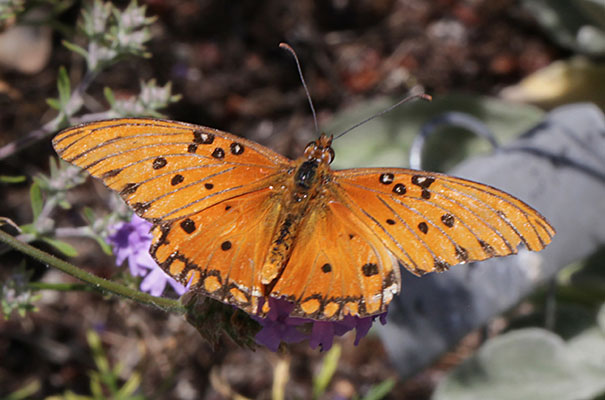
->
380, 173, 394, 184
101, 168, 122, 179
392, 183, 406, 195
362, 263, 379, 277
152, 157, 167, 169
193, 130, 214, 144
479, 239, 496, 256
180, 218, 196, 234
434, 258, 449, 272
455, 245, 469, 262
441, 213, 455, 227
412, 175, 435, 188
230, 142, 244, 155
212, 148, 225, 159
120, 182, 139, 196
133, 202, 150, 214
383, 269, 397, 289
171, 174, 184, 186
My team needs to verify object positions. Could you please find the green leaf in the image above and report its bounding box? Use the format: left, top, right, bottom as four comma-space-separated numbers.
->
57, 66, 71, 108
0, 175, 26, 183
40, 237, 78, 257
82, 207, 96, 224
46, 97, 61, 110
94, 236, 113, 256
49, 157, 58, 177
360, 378, 395, 400
29, 182, 43, 221
116, 372, 142, 397
62, 39, 88, 59
89, 371, 104, 398
433, 328, 605, 400
58, 200, 72, 210
103, 86, 116, 106
87, 330, 111, 375
1, 379, 41, 400
19, 223, 35, 234
313, 343, 342, 399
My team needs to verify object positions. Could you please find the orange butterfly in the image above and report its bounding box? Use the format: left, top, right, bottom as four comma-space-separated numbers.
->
53, 117, 555, 321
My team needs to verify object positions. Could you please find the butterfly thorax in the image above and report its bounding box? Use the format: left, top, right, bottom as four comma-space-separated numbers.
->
259, 134, 335, 293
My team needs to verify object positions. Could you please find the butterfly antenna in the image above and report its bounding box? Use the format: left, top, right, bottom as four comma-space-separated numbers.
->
334, 93, 432, 140
279, 42, 319, 136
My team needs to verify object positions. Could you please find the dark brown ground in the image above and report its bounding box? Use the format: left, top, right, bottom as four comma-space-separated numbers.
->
0, 0, 565, 398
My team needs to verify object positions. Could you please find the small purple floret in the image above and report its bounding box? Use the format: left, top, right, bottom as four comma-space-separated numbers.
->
254, 297, 387, 351
107, 215, 186, 296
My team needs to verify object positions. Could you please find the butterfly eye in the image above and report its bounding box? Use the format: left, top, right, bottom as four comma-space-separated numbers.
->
303, 141, 317, 159
325, 147, 335, 164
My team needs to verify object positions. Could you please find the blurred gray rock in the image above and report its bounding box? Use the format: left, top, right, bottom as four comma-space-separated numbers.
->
379, 103, 605, 377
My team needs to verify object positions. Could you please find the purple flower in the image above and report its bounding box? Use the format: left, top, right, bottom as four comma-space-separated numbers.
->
253, 298, 308, 351
254, 297, 387, 352
107, 215, 186, 296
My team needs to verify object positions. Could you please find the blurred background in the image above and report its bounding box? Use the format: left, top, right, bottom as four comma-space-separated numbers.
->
1, 0, 604, 399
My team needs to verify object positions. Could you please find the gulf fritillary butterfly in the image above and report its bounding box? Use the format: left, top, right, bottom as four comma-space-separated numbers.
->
53, 117, 555, 321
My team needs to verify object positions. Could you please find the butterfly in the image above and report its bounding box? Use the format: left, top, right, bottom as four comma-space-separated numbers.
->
53, 117, 555, 321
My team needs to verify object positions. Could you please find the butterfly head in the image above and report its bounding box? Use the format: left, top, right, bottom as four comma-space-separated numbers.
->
304, 133, 335, 165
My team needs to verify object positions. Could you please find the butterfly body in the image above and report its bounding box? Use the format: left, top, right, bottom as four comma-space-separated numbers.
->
53, 118, 555, 321
262, 134, 334, 287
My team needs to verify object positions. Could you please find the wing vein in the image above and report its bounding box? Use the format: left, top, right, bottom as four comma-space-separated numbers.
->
375, 195, 440, 261
81, 145, 282, 171
436, 182, 528, 250
332, 182, 421, 271
378, 195, 453, 259
437, 177, 548, 245
57, 119, 287, 163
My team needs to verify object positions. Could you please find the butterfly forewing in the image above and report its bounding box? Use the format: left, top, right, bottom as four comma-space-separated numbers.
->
332, 168, 555, 275
53, 118, 291, 221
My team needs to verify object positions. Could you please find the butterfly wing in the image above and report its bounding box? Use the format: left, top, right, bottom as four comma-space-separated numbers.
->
54, 118, 293, 311
331, 168, 555, 275
150, 186, 286, 314
53, 118, 291, 222
269, 196, 401, 320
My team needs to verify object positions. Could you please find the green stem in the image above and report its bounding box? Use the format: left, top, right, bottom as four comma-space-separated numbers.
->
0, 230, 186, 315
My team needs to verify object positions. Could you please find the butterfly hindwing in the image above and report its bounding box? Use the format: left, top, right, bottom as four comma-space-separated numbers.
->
332, 168, 555, 275
269, 197, 400, 320
53, 118, 291, 222
151, 186, 286, 314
